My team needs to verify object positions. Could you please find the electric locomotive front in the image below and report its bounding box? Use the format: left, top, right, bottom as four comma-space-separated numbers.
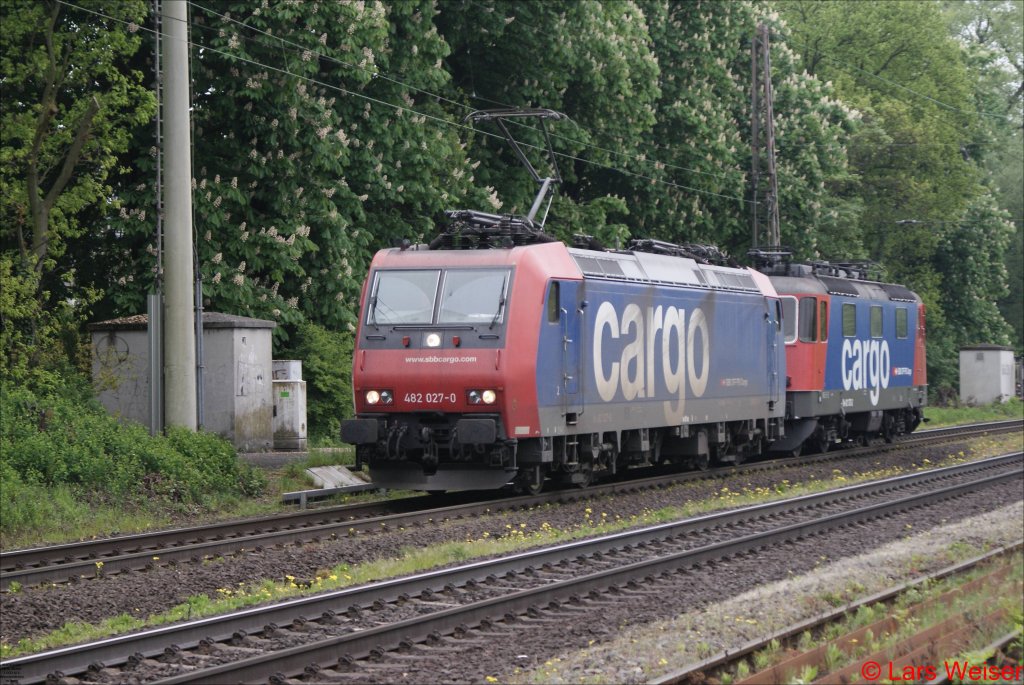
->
341, 237, 580, 492
344, 229, 792, 493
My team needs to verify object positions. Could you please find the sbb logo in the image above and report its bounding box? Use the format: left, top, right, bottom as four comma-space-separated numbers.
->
592, 301, 710, 421
842, 338, 890, 406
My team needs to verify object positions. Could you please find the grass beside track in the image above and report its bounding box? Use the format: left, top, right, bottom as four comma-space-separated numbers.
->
2, 432, 1020, 659
924, 397, 1022, 428
2, 402, 1019, 550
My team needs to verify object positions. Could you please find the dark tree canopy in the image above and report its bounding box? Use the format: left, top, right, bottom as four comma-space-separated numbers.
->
2, 0, 1020, 402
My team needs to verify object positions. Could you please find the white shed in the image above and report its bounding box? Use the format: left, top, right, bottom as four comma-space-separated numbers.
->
89, 312, 277, 451
958, 344, 1016, 405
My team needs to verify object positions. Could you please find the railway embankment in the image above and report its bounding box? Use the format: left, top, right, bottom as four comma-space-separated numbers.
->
1, 428, 1020, 673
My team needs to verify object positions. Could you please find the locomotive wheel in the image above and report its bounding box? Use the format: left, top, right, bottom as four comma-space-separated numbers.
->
514, 466, 546, 496
575, 462, 594, 488
690, 452, 710, 471
814, 431, 830, 454
517, 479, 544, 496
882, 414, 895, 443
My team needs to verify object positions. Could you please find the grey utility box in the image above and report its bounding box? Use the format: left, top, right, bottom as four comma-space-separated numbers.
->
272, 360, 308, 451
89, 312, 277, 451
959, 344, 1016, 405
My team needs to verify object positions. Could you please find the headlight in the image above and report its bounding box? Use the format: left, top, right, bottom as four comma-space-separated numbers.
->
425, 333, 441, 348
365, 390, 394, 405
467, 389, 497, 405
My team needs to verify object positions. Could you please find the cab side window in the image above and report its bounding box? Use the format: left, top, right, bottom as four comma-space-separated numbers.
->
798, 297, 817, 342
547, 282, 560, 323
781, 297, 797, 344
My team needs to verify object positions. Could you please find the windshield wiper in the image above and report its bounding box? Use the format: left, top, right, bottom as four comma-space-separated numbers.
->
489, 275, 508, 329
368, 295, 379, 329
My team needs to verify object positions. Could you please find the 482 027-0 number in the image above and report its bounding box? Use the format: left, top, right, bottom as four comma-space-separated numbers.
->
404, 392, 457, 404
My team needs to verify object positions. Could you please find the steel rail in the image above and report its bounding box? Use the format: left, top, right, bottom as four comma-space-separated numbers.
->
3, 419, 1016, 591
3, 451, 1020, 684
154, 459, 1024, 683
649, 542, 1024, 684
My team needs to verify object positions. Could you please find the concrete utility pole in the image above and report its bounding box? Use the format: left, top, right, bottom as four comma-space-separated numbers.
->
161, 0, 197, 429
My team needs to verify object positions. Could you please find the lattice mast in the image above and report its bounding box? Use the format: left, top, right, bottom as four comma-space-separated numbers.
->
750, 23, 781, 250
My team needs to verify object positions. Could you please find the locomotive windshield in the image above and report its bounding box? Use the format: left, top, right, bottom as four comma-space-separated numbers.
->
368, 268, 510, 325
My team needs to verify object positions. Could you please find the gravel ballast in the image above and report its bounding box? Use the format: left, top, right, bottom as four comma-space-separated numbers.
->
0, 439, 1020, 669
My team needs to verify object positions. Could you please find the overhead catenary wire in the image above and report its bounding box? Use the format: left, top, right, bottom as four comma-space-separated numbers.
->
187, 0, 742, 185
93, 0, 1021, 198
60, 0, 756, 206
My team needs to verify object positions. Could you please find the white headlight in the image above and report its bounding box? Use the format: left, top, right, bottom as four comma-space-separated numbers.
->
482, 390, 497, 404
426, 333, 441, 347
366, 390, 381, 405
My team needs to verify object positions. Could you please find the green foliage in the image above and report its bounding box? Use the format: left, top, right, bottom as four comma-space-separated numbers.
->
279, 320, 355, 441
0, 0, 155, 263
438, 0, 661, 231
778, 0, 1019, 392
928, 194, 1016, 391
1, 0, 1020, 453
103, 0, 486, 337
0, 0, 151, 387
0, 377, 267, 539
945, 1, 1024, 353
546, 194, 632, 248
925, 396, 1022, 424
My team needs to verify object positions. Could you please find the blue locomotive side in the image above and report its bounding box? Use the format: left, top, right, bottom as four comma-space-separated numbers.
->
534, 280, 785, 432
823, 296, 919, 405
520, 247, 787, 477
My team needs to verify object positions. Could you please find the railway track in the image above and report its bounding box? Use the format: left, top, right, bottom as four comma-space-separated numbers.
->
3, 450, 1020, 684
1, 419, 1018, 591
651, 544, 1023, 684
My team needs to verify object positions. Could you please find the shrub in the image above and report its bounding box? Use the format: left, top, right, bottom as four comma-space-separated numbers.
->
0, 373, 267, 540
279, 320, 354, 442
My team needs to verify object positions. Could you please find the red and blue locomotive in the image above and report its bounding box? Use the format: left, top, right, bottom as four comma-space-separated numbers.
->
340, 109, 927, 492
753, 250, 927, 455
341, 222, 927, 492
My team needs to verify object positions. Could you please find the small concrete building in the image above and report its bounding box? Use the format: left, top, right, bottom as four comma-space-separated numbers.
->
272, 360, 308, 451
89, 312, 276, 451
959, 344, 1016, 405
